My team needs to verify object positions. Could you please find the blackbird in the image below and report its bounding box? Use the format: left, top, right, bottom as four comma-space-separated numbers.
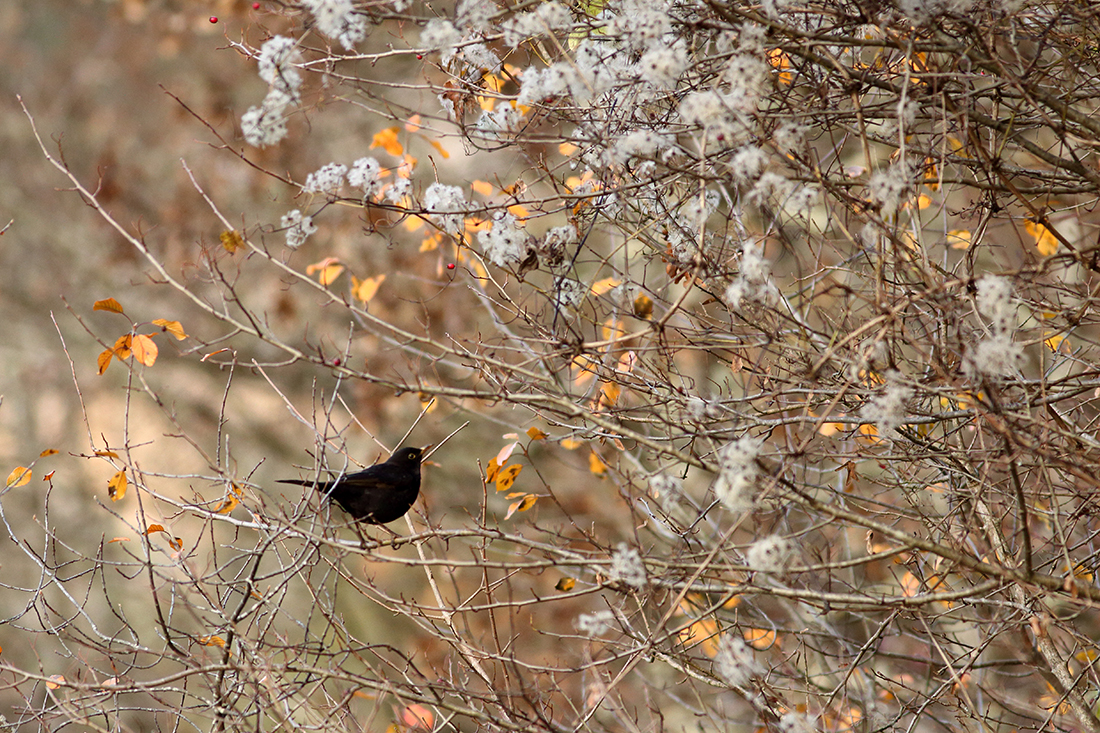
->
278, 446, 425, 524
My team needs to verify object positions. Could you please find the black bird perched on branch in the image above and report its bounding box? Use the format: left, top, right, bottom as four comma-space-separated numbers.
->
278, 446, 425, 524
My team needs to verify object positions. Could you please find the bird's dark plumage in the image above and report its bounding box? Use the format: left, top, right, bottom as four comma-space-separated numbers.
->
278, 446, 424, 524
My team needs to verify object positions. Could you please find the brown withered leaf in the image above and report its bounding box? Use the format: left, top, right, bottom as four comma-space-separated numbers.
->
220, 229, 244, 253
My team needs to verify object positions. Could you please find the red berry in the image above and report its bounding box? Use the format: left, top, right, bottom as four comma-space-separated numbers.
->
252, 2, 260, 7
209, 16, 218, 23
447, 263, 455, 270
416, 54, 423, 60
332, 357, 342, 367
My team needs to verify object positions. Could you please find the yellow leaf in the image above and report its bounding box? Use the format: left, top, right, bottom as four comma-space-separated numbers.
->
633, 294, 653, 319
589, 452, 607, 476
1025, 219, 1059, 256
556, 577, 576, 591
108, 470, 127, 502
6, 467, 32, 488
504, 493, 537, 519
419, 394, 438, 413
94, 450, 120, 459
472, 180, 494, 196
1045, 333, 1067, 352
591, 277, 621, 296
428, 139, 450, 159
915, 193, 932, 210
420, 231, 443, 252
526, 427, 548, 440
39, 449, 58, 457
819, 419, 844, 436
93, 298, 125, 315
947, 134, 971, 159
370, 126, 404, 156
151, 319, 187, 340
560, 439, 583, 450
351, 274, 386, 303
495, 463, 523, 492
220, 229, 244, 253
946, 229, 971, 249
197, 635, 226, 648
485, 458, 500, 484
131, 334, 158, 367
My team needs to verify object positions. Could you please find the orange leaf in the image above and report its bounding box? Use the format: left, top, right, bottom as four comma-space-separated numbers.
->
405, 114, 422, 132
151, 319, 187, 340
526, 427, 548, 440
108, 470, 128, 502
167, 536, 184, 552
108, 537, 130, 544
495, 464, 523, 492
112, 334, 133, 360
94, 450, 120, 459
556, 577, 576, 591
560, 439, 583, 450
197, 635, 226, 648
472, 180, 494, 196
46, 674, 65, 690
899, 571, 921, 597
351, 274, 386, 303
504, 493, 537, 519
401, 704, 434, 730
145, 524, 166, 534
43, 471, 54, 480
428, 139, 450, 159
743, 627, 778, 649
39, 449, 58, 457
131, 334, 158, 367
93, 298, 125, 314
97, 349, 114, 375
214, 493, 239, 514
598, 381, 621, 409
589, 452, 607, 476
220, 229, 244, 253
678, 618, 719, 657
6, 467, 32, 488
1025, 220, 1059, 256
370, 126, 404, 156
591, 277, 621, 295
